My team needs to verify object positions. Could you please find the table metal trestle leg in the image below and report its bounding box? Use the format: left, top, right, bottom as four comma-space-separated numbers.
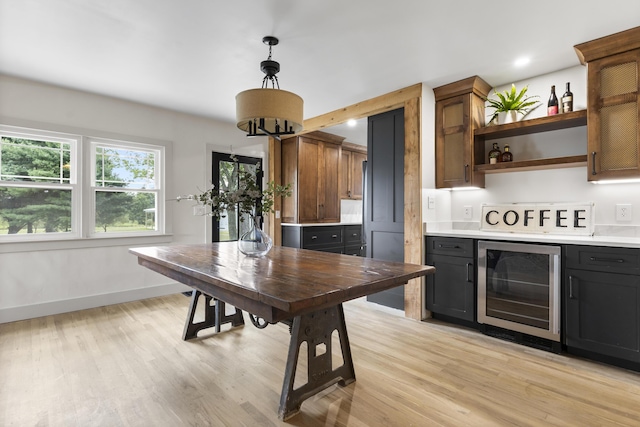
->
278, 303, 356, 420
182, 290, 244, 340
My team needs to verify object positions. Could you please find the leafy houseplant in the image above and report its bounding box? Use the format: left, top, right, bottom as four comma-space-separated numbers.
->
484, 84, 540, 125
176, 156, 291, 256
176, 157, 291, 221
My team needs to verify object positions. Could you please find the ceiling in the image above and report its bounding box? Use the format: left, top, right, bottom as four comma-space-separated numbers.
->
1, 0, 639, 140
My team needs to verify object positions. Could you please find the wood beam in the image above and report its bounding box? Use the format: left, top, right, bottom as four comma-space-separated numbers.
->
270, 83, 424, 320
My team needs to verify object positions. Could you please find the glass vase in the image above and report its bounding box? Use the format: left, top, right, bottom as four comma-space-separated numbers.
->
237, 216, 273, 257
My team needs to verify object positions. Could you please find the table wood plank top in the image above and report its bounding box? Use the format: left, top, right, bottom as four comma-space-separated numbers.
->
130, 243, 435, 322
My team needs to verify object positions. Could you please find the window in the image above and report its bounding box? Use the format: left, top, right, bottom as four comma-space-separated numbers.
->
0, 127, 79, 239
0, 125, 166, 241
91, 139, 163, 236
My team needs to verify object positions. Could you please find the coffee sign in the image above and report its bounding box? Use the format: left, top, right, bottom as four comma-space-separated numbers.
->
480, 203, 594, 236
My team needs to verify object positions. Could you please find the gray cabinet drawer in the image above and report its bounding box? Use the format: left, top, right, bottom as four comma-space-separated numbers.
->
344, 225, 362, 244
565, 245, 640, 275
426, 236, 474, 257
303, 226, 343, 248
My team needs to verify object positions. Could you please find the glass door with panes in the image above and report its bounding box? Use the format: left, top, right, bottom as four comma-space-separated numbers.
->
211, 152, 262, 242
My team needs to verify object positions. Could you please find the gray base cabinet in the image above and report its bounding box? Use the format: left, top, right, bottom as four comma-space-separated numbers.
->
564, 245, 640, 365
282, 225, 363, 256
425, 236, 476, 323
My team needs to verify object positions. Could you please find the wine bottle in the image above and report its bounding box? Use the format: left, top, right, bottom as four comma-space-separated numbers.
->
501, 144, 513, 162
548, 85, 559, 116
488, 142, 501, 164
561, 82, 573, 113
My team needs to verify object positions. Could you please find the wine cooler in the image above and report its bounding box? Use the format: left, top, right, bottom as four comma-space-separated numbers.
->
478, 241, 561, 347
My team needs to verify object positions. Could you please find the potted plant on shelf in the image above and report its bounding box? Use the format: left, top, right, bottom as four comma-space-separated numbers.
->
485, 84, 540, 125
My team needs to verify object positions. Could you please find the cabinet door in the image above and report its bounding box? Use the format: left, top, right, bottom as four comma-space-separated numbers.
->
297, 137, 321, 222
565, 269, 640, 362
426, 254, 475, 322
435, 94, 485, 188
350, 151, 367, 199
319, 141, 341, 222
339, 150, 352, 199
587, 49, 640, 181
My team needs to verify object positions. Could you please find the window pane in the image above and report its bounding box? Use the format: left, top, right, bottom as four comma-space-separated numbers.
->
0, 137, 71, 183
95, 147, 155, 189
0, 186, 72, 234
94, 191, 156, 233
218, 207, 252, 241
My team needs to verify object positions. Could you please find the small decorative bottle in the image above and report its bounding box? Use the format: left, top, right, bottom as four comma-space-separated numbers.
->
548, 85, 559, 116
488, 142, 501, 164
562, 82, 573, 113
501, 144, 513, 162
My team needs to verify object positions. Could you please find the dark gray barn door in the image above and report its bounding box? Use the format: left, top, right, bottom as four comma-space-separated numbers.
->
365, 108, 405, 309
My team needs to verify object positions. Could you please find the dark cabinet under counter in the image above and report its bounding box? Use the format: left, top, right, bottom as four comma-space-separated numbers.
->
283, 224, 364, 256
564, 245, 640, 369
425, 236, 476, 326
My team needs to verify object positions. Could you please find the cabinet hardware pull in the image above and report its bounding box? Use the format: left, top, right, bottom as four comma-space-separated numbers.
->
589, 256, 624, 263
466, 262, 472, 282
591, 152, 597, 175
332, 234, 338, 238
352, 233, 358, 237
311, 236, 318, 240
464, 164, 469, 182
438, 244, 460, 249
569, 275, 575, 299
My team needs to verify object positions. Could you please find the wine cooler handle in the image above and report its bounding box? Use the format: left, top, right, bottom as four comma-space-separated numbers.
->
466, 262, 472, 283
569, 275, 576, 299
591, 152, 597, 175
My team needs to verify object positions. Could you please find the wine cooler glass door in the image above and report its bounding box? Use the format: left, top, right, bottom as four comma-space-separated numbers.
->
478, 241, 561, 342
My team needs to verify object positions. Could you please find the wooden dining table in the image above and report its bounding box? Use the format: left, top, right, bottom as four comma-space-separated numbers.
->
129, 242, 435, 420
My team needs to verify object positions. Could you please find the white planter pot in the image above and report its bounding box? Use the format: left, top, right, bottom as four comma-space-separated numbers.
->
498, 111, 519, 124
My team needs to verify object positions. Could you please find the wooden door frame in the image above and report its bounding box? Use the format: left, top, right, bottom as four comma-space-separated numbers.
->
268, 83, 424, 320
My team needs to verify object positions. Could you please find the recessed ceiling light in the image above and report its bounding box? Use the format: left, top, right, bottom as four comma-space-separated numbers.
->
514, 57, 530, 67
347, 119, 357, 127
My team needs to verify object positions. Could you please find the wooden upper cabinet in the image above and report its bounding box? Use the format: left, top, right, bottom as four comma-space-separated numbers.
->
574, 26, 640, 181
281, 131, 344, 223
340, 142, 367, 200
434, 76, 491, 188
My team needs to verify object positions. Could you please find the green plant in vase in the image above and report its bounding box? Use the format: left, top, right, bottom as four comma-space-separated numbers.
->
485, 84, 540, 125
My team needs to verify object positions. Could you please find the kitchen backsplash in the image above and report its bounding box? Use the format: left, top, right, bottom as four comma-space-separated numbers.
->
341, 199, 363, 223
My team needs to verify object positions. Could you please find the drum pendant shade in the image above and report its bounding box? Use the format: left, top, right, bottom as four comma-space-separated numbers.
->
236, 88, 303, 135
235, 36, 303, 138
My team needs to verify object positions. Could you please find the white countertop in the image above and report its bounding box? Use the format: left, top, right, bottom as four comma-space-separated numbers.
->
426, 229, 640, 248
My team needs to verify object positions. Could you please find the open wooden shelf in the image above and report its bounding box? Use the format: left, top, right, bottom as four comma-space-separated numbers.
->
474, 110, 587, 140
472, 110, 588, 174
475, 155, 588, 173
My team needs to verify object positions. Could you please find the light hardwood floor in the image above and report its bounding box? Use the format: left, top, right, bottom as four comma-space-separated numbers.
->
2, 294, 640, 426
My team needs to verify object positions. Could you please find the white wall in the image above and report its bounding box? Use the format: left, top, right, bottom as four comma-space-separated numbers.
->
0, 74, 267, 322
423, 65, 640, 235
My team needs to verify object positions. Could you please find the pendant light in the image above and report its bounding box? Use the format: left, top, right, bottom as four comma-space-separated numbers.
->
235, 36, 304, 139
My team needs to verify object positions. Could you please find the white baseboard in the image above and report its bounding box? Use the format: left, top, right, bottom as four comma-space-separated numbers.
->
0, 282, 190, 324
